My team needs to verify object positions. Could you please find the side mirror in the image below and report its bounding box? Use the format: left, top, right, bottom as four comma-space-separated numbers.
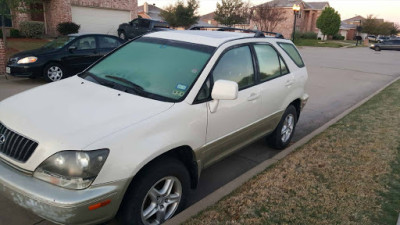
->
209, 80, 238, 113
68, 45, 77, 52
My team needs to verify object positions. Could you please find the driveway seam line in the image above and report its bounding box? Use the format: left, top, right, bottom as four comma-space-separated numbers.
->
165, 75, 400, 225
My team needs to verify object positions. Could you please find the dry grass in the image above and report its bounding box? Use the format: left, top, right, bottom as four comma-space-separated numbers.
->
185, 80, 400, 225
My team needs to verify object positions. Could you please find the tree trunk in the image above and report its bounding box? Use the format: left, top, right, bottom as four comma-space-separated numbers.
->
1, 14, 6, 47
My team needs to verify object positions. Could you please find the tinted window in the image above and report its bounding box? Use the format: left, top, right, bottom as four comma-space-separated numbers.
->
278, 43, 305, 68
139, 19, 150, 28
254, 45, 281, 81
213, 46, 254, 89
98, 36, 120, 48
71, 37, 96, 50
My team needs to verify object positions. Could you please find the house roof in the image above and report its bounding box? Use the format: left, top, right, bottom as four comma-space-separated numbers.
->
145, 30, 255, 47
340, 22, 357, 30
305, 2, 329, 9
138, 3, 164, 21
257, 0, 328, 10
342, 15, 365, 24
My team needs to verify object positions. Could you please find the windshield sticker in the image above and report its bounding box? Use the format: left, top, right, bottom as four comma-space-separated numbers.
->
176, 84, 187, 91
172, 90, 185, 97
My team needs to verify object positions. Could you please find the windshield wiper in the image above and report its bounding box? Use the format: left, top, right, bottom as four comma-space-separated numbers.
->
105, 75, 147, 95
84, 72, 114, 87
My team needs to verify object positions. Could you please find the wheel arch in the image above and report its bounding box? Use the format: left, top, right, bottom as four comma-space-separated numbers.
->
289, 98, 301, 120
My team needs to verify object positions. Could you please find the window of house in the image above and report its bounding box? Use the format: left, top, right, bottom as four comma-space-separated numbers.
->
278, 42, 305, 68
0, 6, 12, 27
212, 46, 255, 90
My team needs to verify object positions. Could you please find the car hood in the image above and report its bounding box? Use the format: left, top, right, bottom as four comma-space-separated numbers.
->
11, 47, 58, 59
0, 76, 174, 170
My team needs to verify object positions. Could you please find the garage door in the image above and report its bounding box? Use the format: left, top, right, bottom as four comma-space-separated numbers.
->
71, 6, 131, 35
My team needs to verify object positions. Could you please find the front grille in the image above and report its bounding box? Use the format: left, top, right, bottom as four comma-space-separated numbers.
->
8, 57, 18, 64
0, 122, 38, 163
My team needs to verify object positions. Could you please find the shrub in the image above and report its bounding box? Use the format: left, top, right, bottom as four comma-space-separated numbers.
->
57, 22, 80, 35
10, 29, 21, 38
302, 32, 318, 39
0, 29, 2, 38
20, 21, 44, 38
294, 31, 303, 40
333, 33, 345, 40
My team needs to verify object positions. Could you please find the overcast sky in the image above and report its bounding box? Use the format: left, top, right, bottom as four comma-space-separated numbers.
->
138, 0, 400, 24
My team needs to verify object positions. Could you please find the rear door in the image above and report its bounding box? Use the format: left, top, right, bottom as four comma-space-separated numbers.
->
253, 43, 292, 124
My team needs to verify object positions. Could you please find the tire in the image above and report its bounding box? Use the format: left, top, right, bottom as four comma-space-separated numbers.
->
119, 31, 127, 40
43, 63, 65, 82
374, 46, 381, 51
268, 105, 297, 150
117, 157, 190, 225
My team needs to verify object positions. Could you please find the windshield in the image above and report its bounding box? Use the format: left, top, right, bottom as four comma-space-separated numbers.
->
42, 36, 76, 49
84, 37, 215, 102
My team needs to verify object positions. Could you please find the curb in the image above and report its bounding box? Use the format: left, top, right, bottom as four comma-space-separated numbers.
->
166, 75, 400, 225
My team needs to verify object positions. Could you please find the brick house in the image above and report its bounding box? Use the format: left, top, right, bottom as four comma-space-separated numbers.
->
339, 15, 368, 40
199, 0, 329, 39
8, 0, 138, 36
137, 2, 163, 21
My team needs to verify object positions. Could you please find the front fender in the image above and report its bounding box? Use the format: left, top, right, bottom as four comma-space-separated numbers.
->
86, 102, 208, 185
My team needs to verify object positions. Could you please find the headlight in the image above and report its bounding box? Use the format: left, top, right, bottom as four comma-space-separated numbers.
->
17, 56, 38, 64
371, 44, 375, 47
34, 149, 109, 190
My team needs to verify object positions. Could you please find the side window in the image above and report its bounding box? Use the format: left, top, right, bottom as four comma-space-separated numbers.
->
98, 37, 120, 49
195, 77, 211, 102
278, 43, 305, 68
139, 19, 150, 28
71, 37, 96, 50
213, 46, 255, 90
254, 44, 281, 81
280, 57, 289, 75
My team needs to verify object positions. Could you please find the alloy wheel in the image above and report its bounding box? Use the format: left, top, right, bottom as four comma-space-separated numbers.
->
281, 114, 294, 143
141, 176, 182, 225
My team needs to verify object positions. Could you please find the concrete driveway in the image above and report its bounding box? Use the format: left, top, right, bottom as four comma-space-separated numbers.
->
0, 47, 399, 225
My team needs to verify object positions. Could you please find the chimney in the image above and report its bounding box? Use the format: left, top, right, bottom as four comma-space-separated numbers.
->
144, 2, 149, 14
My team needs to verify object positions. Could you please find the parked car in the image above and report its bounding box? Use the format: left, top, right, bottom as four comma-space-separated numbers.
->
367, 35, 377, 42
370, 40, 400, 51
6, 34, 124, 82
377, 36, 390, 43
0, 30, 308, 225
117, 18, 170, 40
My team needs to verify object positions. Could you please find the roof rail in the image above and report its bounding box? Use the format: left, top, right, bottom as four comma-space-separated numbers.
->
189, 26, 285, 39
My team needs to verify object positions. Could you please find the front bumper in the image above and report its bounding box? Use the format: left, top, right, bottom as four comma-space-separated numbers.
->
6, 62, 44, 78
0, 159, 128, 225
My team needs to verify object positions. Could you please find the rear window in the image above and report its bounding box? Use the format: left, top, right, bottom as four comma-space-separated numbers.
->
278, 42, 305, 68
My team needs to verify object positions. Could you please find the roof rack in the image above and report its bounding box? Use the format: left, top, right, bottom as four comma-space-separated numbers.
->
189, 26, 285, 39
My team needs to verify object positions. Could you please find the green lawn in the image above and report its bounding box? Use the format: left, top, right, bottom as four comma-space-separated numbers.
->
5, 38, 50, 59
186, 79, 400, 225
294, 39, 345, 48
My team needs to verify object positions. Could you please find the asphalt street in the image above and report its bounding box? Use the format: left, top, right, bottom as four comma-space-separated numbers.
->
0, 47, 399, 225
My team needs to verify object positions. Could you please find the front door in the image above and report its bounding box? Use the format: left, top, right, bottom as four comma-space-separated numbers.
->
202, 45, 262, 168
63, 36, 99, 75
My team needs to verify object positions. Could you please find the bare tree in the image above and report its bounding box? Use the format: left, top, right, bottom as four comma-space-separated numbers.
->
250, 3, 287, 32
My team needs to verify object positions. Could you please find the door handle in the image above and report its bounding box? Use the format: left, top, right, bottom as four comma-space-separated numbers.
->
247, 93, 260, 101
285, 79, 295, 87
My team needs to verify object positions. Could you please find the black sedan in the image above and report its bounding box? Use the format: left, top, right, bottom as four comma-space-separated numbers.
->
6, 34, 124, 82
370, 40, 400, 51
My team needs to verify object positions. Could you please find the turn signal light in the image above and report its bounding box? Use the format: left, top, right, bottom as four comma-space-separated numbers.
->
88, 199, 111, 211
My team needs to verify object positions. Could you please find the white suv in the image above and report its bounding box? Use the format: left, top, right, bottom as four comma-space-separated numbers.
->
0, 30, 308, 225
